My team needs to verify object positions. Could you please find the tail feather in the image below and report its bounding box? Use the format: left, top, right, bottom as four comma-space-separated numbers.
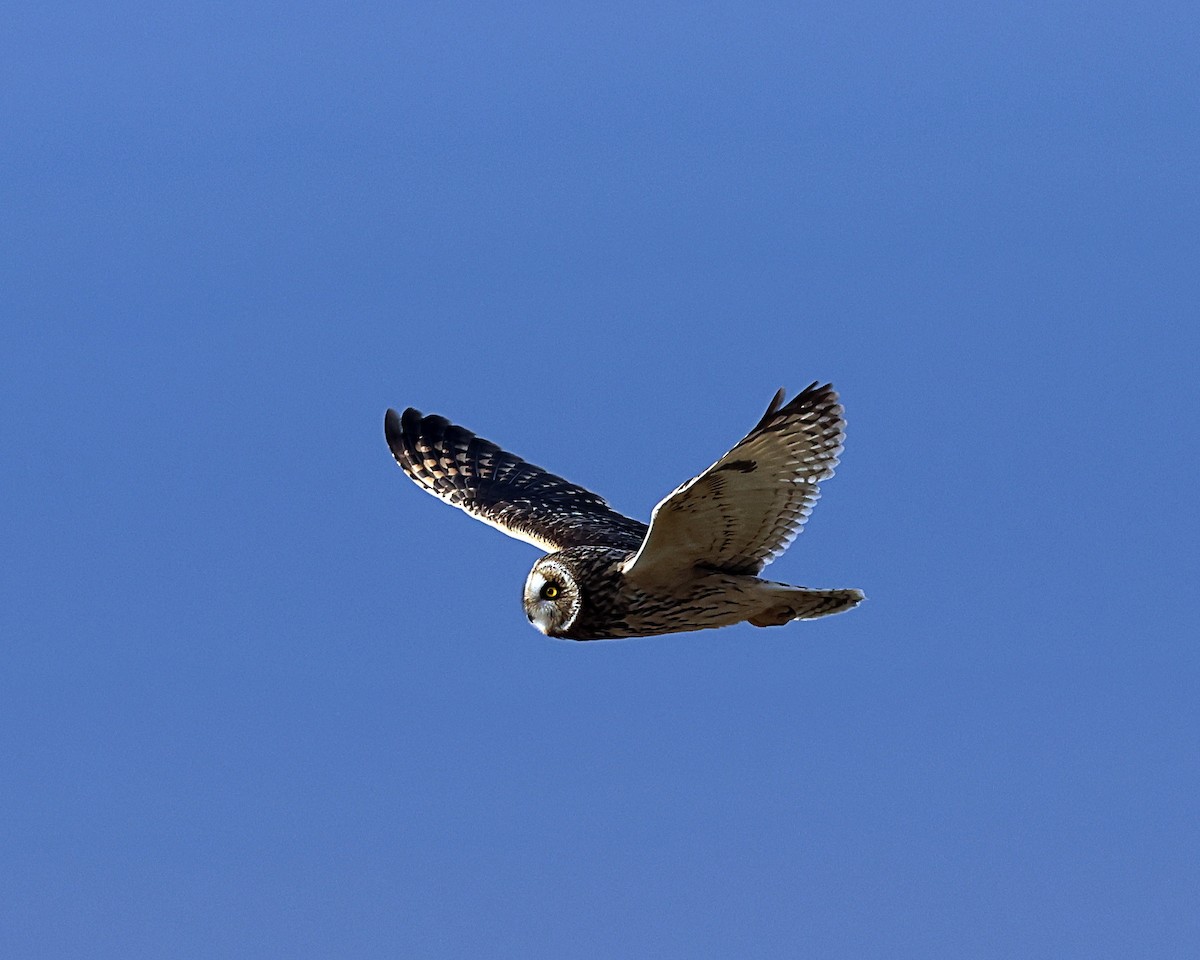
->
748, 587, 864, 627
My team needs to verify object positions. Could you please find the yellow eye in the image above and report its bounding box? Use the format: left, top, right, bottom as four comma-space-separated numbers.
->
541, 583, 559, 600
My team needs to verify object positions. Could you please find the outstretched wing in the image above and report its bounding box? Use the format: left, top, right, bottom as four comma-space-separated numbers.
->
622, 383, 846, 583
384, 408, 648, 552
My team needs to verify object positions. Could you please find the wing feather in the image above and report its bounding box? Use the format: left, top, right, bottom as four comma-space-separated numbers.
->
622, 383, 846, 583
384, 408, 647, 552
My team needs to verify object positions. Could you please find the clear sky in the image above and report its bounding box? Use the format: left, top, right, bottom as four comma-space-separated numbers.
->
3, 1, 1197, 957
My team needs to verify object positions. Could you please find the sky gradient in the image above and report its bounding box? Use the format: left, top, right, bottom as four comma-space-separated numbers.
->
3, 2, 1197, 957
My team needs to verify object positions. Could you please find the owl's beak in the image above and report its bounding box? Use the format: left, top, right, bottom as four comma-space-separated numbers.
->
527, 603, 553, 635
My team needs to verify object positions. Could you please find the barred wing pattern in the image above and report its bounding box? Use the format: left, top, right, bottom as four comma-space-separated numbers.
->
622, 383, 845, 583
384, 408, 648, 553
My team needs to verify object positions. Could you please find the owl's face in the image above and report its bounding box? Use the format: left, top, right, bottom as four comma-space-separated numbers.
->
523, 558, 583, 637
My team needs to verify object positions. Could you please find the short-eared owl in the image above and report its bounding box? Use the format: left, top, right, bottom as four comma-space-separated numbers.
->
384, 384, 863, 641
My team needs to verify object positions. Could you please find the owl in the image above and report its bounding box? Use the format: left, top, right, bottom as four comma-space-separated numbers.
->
384, 383, 863, 641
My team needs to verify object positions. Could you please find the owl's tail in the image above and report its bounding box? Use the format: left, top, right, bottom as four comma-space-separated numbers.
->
748, 585, 864, 627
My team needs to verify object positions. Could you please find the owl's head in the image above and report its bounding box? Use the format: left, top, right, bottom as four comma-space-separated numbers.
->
523, 556, 583, 637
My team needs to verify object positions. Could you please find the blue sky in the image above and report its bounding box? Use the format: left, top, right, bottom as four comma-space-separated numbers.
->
3, 1, 1197, 956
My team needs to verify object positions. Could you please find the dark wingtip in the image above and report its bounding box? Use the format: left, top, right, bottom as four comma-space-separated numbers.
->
384, 407, 417, 460
787, 381, 838, 411
749, 382, 841, 433
753, 387, 788, 431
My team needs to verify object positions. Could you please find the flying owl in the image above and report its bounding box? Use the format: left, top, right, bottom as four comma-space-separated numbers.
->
384, 383, 863, 641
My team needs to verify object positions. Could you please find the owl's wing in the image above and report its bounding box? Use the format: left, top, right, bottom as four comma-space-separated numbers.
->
385, 408, 648, 552
621, 383, 845, 584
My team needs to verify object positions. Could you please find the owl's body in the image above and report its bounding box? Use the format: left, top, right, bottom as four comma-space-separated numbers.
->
525, 545, 861, 640
385, 383, 863, 641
